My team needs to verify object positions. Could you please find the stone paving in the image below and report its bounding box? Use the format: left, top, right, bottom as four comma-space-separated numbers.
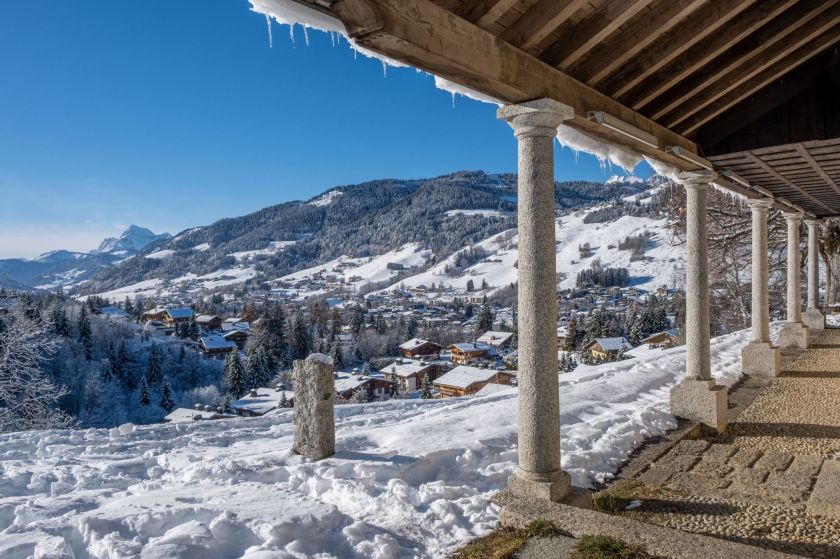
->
614, 328, 840, 558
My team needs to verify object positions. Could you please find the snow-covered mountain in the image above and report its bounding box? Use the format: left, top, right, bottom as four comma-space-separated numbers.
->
95, 225, 171, 255
0, 225, 170, 291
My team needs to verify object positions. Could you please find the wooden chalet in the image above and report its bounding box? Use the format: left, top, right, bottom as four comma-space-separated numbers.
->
433, 365, 514, 398
163, 308, 193, 328
196, 314, 223, 331
399, 337, 443, 359
199, 334, 237, 357
381, 358, 443, 391
448, 342, 493, 364
641, 328, 684, 349
223, 329, 249, 350
476, 330, 514, 349
583, 337, 634, 360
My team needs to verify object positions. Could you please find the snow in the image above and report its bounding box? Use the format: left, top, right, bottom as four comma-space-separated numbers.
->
309, 190, 344, 207
0, 324, 766, 558
444, 209, 507, 218
87, 267, 259, 301
605, 175, 643, 185
231, 388, 290, 415
229, 241, 296, 262
433, 365, 501, 389
193, 243, 211, 252
307, 352, 333, 366
145, 249, 175, 260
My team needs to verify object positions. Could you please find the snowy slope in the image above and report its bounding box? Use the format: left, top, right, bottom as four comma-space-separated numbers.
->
389, 206, 683, 297
0, 325, 769, 558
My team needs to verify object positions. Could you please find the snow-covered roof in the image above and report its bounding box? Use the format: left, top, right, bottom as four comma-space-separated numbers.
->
641, 329, 682, 343
222, 321, 250, 333
474, 383, 516, 397
334, 374, 369, 394
99, 306, 129, 318
165, 308, 193, 320
223, 317, 244, 324
449, 342, 492, 353
230, 388, 292, 415
476, 331, 513, 347
196, 314, 221, 323
164, 408, 234, 423
399, 338, 440, 350
223, 330, 249, 340
588, 337, 633, 352
200, 334, 237, 351
433, 365, 501, 389
384, 359, 434, 378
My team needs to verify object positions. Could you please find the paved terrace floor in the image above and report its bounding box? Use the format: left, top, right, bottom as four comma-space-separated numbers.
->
607, 328, 840, 558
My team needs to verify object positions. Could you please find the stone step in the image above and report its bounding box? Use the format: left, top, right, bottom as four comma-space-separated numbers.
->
806, 460, 840, 519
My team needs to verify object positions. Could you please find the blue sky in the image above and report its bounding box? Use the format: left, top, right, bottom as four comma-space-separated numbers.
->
0, 1, 651, 259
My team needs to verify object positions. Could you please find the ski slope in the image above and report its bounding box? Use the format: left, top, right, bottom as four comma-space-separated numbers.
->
0, 325, 767, 559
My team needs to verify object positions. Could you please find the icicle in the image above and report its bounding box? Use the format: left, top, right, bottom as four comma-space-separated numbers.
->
302, 25, 310, 46
264, 14, 273, 48
330, 31, 335, 47
381, 60, 387, 77
450, 91, 456, 108
289, 23, 296, 47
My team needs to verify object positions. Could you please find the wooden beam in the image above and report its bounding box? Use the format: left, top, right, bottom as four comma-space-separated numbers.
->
499, 0, 588, 54
567, 0, 704, 86
455, 0, 519, 30
646, 0, 838, 122
330, 0, 699, 169
696, 51, 840, 152
538, 0, 654, 69
796, 144, 840, 197
743, 151, 838, 213
675, 25, 840, 136
598, 0, 755, 96
622, 0, 799, 110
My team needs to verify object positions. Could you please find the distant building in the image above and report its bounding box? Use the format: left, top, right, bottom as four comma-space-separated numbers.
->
641, 329, 683, 349
476, 330, 514, 349
199, 334, 237, 357
583, 337, 633, 360
96, 306, 130, 320
196, 314, 223, 331
223, 329, 249, 350
448, 342, 493, 365
230, 387, 293, 417
381, 359, 442, 391
399, 338, 443, 360
433, 365, 514, 398
163, 308, 193, 328
164, 405, 235, 423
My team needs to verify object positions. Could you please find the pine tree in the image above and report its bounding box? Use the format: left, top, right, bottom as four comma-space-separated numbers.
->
244, 345, 271, 389
629, 319, 642, 347
138, 376, 151, 406
375, 315, 387, 336
474, 304, 494, 338
389, 381, 402, 400
77, 305, 93, 360
188, 316, 200, 340
405, 317, 418, 339
223, 351, 246, 399
466, 279, 475, 292
124, 296, 134, 317
420, 373, 434, 399
330, 342, 344, 371
159, 377, 175, 411
279, 391, 290, 408
147, 343, 163, 384
49, 303, 70, 338
287, 313, 311, 361
565, 314, 578, 351
254, 302, 288, 369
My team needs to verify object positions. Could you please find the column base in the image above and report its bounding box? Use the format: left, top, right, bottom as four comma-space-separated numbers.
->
780, 321, 810, 349
741, 341, 781, 377
506, 467, 571, 502
670, 379, 728, 433
803, 309, 826, 330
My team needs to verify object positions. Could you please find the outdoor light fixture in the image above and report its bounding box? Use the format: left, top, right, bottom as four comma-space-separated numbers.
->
666, 146, 714, 171
587, 111, 659, 148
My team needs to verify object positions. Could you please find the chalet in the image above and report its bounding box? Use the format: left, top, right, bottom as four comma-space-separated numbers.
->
556, 326, 567, 349
382, 359, 442, 391
476, 330, 514, 349
334, 373, 371, 400
196, 314, 223, 331
199, 334, 237, 357
584, 337, 634, 360
399, 338, 443, 359
164, 404, 235, 423
230, 387, 293, 417
641, 329, 684, 350
433, 365, 514, 398
164, 308, 193, 328
223, 329, 249, 350
96, 306, 130, 320
142, 307, 168, 322
448, 342, 493, 365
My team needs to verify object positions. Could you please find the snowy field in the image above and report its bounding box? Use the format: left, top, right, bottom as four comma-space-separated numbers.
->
0, 326, 766, 559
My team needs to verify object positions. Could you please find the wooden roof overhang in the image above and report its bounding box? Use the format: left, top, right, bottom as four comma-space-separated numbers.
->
300, 0, 840, 215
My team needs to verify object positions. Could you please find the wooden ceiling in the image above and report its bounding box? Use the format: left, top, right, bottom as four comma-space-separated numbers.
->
314, 0, 840, 214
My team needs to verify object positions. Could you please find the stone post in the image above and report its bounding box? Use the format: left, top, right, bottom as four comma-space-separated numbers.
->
293, 353, 336, 460
779, 211, 809, 349
498, 98, 573, 502
742, 199, 780, 377
803, 218, 825, 330
670, 171, 727, 432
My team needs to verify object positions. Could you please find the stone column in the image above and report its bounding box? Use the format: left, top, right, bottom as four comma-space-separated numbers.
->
742, 199, 780, 377
779, 211, 810, 348
293, 353, 336, 460
498, 98, 573, 502
670, 171, 727, 432
803, 218, 825, 330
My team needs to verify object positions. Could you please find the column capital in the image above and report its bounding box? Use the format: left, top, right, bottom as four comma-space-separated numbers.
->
675, 170, 716, 189
746, 198, 774, 211
497, 98, 573, 138
804, 217, 822, 228
783, 210, 804, 223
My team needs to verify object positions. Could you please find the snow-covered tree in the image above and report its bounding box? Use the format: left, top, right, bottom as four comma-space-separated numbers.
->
147, 343, 163, 384
137, 376, 151, 406
420, 373, 434, 399
244, 345, 271, 390
223, 351, 246, 399
474, 304, 494, 338
160, 377, 175, 412
77, 306, 93, 360
330, 342, 344, 371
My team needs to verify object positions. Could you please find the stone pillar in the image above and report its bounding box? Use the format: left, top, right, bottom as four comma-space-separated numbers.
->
670, 171, 727, 432
742, 199, 780, 377
803, 218, 825, 330
498, 98, 573, 502
293, 353, 336, 460
779, 211, 810, 349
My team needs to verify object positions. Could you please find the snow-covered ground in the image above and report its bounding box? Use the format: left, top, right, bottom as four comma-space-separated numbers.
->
0, 325, 767, 558
86, 267, 258, 301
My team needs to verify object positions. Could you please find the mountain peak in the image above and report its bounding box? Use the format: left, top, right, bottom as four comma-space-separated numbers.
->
96, 225, 171, 254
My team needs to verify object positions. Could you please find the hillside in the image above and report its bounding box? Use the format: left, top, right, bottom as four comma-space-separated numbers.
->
79, 171, 661, 300
0, 324, 763, 558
